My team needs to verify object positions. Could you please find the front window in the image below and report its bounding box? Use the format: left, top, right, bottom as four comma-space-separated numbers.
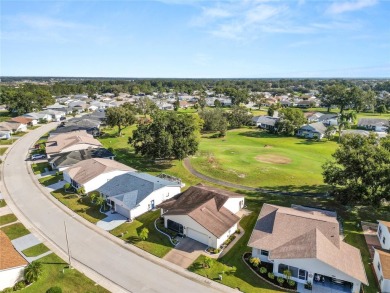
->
278, 264, 288, 274
379, 226, 382, 238
167, 219, 184, 234
299, 269, 308, 280
378, 261, 381, 271
383, 237, 386, 245
261, 250, 269, 257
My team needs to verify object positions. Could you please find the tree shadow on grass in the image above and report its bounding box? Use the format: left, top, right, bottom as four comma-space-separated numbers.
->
113, 148, 173, 172
237, 131, 286, 139
126, 236, 141, 244
295, 139, 331, 145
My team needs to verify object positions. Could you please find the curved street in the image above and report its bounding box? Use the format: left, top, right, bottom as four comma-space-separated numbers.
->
1, 123, 234, 293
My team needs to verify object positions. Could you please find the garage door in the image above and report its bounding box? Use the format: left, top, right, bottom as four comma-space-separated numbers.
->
187, 228, 209, 246
115, 205, 130, 219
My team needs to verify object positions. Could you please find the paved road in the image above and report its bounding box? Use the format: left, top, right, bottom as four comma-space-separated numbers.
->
1, 123, 235, 293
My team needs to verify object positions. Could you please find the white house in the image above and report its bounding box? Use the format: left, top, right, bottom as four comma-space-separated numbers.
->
358, 118, 389, 132
377, 220, 390, 250
318, 114, 339, 126
248, 204, 368, 293
63, 158, 136, 193
0, 231, 28, 291
45, 130, 102, 158
0, 130, 11, 140
23, 112, 52, 122
373, 248, 390, 293
297, 122, 330, 139
159, 184, 244, 249
97, 172, 182, 220
0, 121, 27, 134
40, 110, 65, 122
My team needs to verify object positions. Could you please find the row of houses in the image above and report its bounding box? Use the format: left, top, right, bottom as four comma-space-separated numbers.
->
253, 113, 389, 140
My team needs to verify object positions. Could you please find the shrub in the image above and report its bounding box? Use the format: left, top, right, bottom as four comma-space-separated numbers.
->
1, 287, 13, 293
203, 257, 213, 269
288, 280, 296, 287
77, 187, 85, 195
46, 286, 63, 293
249, 257, 260, 267
268, 272, 275, 280
63, 183, 71, 191
235, 228, 241, 234
277, 277, 285, 285
13, 281, 26, 291
259, 267, 267, 274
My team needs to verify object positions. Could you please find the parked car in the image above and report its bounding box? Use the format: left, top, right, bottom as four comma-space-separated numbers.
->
31, 154, 46, 161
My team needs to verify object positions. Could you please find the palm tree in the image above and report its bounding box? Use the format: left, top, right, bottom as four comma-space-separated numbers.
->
24, 261, 43, 283
337, 112, 356, 142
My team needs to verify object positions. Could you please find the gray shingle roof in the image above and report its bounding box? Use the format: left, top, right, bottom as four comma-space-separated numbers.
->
98, 173, 180, 210
49, 148, 114, 168
357, 118, 389, 127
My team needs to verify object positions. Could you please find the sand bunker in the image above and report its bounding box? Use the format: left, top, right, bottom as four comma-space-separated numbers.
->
255, 154, 292, 164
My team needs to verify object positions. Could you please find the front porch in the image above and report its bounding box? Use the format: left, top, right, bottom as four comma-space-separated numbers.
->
310, 274, 352, 293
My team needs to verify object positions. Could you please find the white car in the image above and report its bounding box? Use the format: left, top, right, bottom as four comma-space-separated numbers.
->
31, 154, 46, 161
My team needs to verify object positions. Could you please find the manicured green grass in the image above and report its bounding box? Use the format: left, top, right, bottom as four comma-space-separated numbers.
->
0, 111, 13, 122
110, 210, 173, 257
39, 173, 63, 186
0, 147, 7, 155
22, 253, 108, 293
0, 222, 30, 240
0, 213, 17, 226
99, 126, 201, 188
32, 162, 50, 174
0, 139, 15, 145
22, 243, 50, 257
0, 199, 6, 207
191, 128, 337, 192
51, 189, 106, 224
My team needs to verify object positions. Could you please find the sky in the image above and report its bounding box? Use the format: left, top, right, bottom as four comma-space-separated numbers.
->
1, 0, 390, 78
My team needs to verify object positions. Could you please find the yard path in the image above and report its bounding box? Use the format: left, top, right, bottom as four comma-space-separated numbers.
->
1, 122, 237, 293
183, 158, 327, 197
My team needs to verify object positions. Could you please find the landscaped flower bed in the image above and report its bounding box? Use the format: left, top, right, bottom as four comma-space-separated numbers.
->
156, 217, 178, 239
243, 252, 297, 291
206, 247, 221, 254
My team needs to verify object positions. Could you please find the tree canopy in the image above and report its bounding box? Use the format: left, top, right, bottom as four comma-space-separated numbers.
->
129, 111, 201, 160
225, 106, 253, 129
106, 105, 136, 135
198, 108, 227, 137
322, 134, 390, 205
275, 108, 306, 136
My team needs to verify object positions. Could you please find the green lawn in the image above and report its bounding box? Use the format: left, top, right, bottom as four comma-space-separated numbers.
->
51, 189, 106, 224
39, 173, 63, 186
99, 126, 202, 188
0, 111, 13, 122
0, 199, 6, 208
0, 213, 17, 226
31, 162, 51, 174
190, 128, 337, 192
188, 192, 383, 293
21, 253, 108, 293
22, 243, 50, 257
0, 222, 30, 240
110, 210, 173, 257
0, 147, 7, 155
0, 139, 15, 145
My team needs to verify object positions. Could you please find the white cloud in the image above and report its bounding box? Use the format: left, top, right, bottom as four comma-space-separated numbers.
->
327, 0, 377, 14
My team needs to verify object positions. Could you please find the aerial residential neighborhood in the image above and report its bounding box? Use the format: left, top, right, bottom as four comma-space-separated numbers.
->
1, 0, 390, 293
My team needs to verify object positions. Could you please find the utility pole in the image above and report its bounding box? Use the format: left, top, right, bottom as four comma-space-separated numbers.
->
64, 221, 72, 268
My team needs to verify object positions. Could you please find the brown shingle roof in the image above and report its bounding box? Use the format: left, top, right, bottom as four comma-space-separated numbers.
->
46, 130, 102, 155
0, 231, 28, 270
248, 204, 368, 284
11, 117, 33, 124
65, 158, 136, 184
160, 185, 243, 237
375, 248, 390, 279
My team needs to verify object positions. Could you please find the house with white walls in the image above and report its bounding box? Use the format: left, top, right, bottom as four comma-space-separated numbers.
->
373, 248, 390, 293
0, 231, 28, 291
248, 204, 368, 293
159, 184, 244, 248
97, 172, 181, 220
45, 130, 102, 158
63, 158, 136, 193
377, 220, 390, 250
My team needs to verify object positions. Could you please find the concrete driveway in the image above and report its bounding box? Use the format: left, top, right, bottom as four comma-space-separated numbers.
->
164, 237, 207, 268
